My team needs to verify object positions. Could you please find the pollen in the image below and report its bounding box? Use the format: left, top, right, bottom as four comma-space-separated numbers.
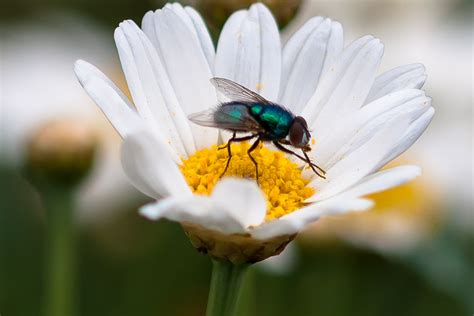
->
180, 141, 315, 221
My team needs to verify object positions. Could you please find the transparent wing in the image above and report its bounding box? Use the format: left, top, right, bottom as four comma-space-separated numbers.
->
210, 77, 271, 105
188, 105, 264, 133
188, 108, 221, 128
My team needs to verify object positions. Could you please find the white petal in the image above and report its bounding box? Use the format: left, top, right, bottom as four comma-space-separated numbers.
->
139, 196, 246, 234
308, 115, 412, 201
143, 4, 196, 47
302, 36, 384, 134
365, 63, 427, 104
139, 178, 265, 234
114, 25, 154, 121
251, 198, 373, 239
74, 60, 141, 138
341, 165, 422, 199
158, 3, 216, 68
121, 129, 190, 199
120, 21, 197, 156
164, 3, 194, 29
280, 17, 343, 113
184, 6, 216, 69
116, 22, 195, 157
212, 8, 247, 102
150, 7, 218, 149
215, 3, 281, 101
142, 11, 158, 48
378, 106, 435, 168
330, 102, 430, 168
211, 178, 267, 228
313, 89, 431, 170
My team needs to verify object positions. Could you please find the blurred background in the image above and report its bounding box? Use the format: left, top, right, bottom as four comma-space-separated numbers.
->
0, 0, 472, 315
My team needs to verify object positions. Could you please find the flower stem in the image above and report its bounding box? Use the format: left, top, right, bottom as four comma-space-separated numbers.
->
43, 187, 76, 316
235, 266, 256, 316
206, 259, 250, 316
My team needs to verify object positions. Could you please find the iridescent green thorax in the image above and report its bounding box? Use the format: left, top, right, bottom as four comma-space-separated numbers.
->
249, 103, 293, 139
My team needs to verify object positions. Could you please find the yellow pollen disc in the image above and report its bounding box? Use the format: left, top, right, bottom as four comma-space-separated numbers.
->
180, 141, 315, 221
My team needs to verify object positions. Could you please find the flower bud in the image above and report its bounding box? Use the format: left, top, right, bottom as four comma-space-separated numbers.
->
25, 120, 96, 185
194, 0, 302, 36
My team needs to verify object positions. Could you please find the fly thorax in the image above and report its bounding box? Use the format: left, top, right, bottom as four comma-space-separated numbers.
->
250, 103, 264, 116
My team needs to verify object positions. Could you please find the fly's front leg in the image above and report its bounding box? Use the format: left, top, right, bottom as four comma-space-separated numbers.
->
273, 141, 310, 165
247, 137, 261, 183
273, 141, 326, 179
220, 133, 257, 177
302, 149, 326, 179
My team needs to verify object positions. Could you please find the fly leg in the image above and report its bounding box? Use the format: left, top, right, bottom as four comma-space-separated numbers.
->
278, 139, 324, 173
273, 141, 326, 179
219, 133, 257, 177
247, 137, 261, 183
218, 132, 236, 150
274, 141, 326, 175
301, 149, 326, 179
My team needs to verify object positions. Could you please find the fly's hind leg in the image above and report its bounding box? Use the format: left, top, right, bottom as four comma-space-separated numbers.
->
219, 133, 257, 178
247, 137, 261, 183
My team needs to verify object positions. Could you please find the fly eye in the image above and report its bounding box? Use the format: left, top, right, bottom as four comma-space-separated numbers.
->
289, 119, 310, 148
302, 129, 310, 144
301, 118, 308, 129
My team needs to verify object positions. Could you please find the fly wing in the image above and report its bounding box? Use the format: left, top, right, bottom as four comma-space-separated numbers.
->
188, 104, 264, 133
210, 77, 271, 105
188, 108, 221, 128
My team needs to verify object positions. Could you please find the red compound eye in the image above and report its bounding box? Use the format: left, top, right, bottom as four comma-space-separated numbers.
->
289, 116, 310, 148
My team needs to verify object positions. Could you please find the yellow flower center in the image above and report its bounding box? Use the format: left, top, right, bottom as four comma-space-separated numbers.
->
180, 141, 315, 221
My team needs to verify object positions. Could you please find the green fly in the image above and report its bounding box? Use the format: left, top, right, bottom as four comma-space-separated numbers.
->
189, 77, 326, 182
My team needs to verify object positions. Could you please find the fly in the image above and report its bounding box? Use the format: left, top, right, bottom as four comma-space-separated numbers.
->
188, 77, 326, 182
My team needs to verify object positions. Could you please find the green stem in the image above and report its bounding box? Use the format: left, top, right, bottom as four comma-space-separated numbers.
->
206, 259, 250, 316
235, 266, 256, 316
43, 187, 76, 316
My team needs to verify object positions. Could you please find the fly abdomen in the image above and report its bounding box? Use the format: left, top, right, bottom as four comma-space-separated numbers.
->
213, 102, 263, 133
215, 103, 248, 125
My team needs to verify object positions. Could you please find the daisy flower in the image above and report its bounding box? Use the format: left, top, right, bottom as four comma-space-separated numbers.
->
74, 3, 433, 264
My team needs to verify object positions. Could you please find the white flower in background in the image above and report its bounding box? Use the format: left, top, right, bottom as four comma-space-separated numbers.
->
75, 3, 433, 263
1, 14, 139, 220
